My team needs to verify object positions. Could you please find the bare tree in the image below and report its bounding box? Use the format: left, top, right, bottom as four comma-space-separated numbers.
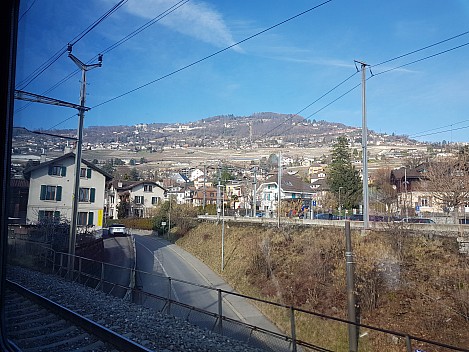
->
371, 168, 398, 214
421, 157, 469, 223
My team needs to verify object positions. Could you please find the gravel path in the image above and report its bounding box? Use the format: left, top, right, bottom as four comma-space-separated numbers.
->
8, 266, 264, 352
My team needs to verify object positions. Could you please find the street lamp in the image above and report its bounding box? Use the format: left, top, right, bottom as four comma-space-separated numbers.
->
339, 187, 344, 218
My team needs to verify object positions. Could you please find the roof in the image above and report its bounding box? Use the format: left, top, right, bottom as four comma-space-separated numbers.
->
112, 180, 166, 192
23, 152, 113, 181
263, 173, 317, 194
10, 178, 30, 188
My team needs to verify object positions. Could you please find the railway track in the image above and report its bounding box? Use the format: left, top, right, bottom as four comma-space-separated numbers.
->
5, 280, 152, 352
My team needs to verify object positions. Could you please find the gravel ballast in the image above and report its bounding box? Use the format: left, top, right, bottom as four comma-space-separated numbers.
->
8, 266, 264, 352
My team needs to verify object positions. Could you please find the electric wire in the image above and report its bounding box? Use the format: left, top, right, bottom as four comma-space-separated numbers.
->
14, 0, 190, 115
252, 31, 469, 141
256, 71, 358, 140
15, 0, 127, 91
18, 0, 38, 23
90, 0, 333, 110
371, 30, 469, 68
410, 124, 469, 139
410, 119, 469, 137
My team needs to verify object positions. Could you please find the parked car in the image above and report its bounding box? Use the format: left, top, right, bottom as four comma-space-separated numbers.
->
401, 217, 435, 224
108, 224, 128, 236
314, 213, 341, 220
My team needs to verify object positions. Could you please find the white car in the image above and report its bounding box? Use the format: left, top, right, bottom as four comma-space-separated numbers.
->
108, 224, 127, 236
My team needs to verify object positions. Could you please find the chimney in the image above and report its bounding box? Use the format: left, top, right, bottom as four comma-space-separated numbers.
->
40, 148, 46, 163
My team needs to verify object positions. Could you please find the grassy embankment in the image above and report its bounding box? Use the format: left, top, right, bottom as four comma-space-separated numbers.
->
176, 221, 469, 351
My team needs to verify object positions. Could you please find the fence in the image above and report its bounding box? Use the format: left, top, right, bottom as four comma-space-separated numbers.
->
7, 237, 469, 352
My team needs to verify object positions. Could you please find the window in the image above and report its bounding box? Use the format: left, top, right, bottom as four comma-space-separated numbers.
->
80, 167, 92, 178
421, 198, 429, 207
38, 210, 60, 222
135, 196, 144, 204
48, 165, 66, 176
77, 211, 94, 226
79, 187, 95, 202
143, 184, 153, 192
151, 197, 159, 205
40, 185, 62, 201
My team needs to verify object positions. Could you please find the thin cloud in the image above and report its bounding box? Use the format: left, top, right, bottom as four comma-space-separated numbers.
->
124, 0, 241, 51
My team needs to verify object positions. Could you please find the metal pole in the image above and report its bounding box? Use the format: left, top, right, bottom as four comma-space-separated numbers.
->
203, 163, 206, 210
357, 61, 369, 229
167, 277, 172, 314
67, 49, 101, 277
168, 194, 171, 237
217, 163, 221, 221
404, 168, 409, 219
252, 167, 257, 217
221, 190, 225, 271
290, 306, 297, 352
217, 289, 223, 334
278, 152, 281, 228
345, 221, 358, 352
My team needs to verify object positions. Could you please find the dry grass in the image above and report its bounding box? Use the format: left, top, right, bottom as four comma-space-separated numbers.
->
176, 221, 469, 350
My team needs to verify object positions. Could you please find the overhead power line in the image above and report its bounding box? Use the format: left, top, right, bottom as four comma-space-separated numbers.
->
15, 0, 127, 91
246, 31, 469, 141
18, 0, 38, 23
15, 0, 190, 115
91, 0, 334, 110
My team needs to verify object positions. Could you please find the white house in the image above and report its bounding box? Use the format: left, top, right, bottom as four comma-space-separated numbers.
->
107, 180, 166, 219
24, 153, 112, 230
257, 173, 317, 215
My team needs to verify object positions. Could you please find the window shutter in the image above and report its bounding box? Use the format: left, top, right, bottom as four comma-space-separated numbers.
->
88, 212, 94, 226
61, 166, 67, 176
48, 166, 53, 175
40, 185, 46, 200
38, 210, 45, 221
90, 188, 96, 203
56, 186, 62, 201
87, 168, 92, 178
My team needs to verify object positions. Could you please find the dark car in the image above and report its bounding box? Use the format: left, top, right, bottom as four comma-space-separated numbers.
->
348, 214, 363, 221
314, 213, 340, 220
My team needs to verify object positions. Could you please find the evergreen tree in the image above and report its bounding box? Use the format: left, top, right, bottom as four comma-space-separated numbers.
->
326, 136, 362, 209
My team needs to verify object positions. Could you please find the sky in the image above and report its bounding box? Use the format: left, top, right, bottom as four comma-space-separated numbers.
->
13, 0, 469, 143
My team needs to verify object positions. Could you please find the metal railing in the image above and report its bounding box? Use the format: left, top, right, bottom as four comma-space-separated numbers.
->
7, 237, 469, 352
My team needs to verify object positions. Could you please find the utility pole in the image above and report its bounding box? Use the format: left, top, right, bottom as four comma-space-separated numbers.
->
277, 152, 282, 228
345, 221, 358, 352
67, 45, 102, 277
217, 162, 221, 222
221, 188, 225, 271
252, 167, 257, 217
203, 163, 206, 211
355, 60, 369, 229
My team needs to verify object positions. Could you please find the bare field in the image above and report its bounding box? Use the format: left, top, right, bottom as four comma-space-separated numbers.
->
81, 144, 424, 172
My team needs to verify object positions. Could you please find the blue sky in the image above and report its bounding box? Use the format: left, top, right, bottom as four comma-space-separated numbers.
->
14, 0, 469, 143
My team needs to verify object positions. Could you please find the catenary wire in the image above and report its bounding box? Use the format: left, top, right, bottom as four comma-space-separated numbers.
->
256, 72, 359, 140
18, 0, 38, 23
14, 0, 190, 114
409, 119, 469, 138
371, 30, 469, 68
90, 0, 333, 110
15, 0, 127, 91
249, 32, 469, 141
44, 0, 333, 130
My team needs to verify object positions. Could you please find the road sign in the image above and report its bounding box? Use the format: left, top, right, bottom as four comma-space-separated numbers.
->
312, 200, 317, 207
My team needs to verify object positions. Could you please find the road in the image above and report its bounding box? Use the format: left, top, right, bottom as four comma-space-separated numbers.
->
132, 232, 288, 351
134, 234, 239, 319
102, 235, 134, 298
